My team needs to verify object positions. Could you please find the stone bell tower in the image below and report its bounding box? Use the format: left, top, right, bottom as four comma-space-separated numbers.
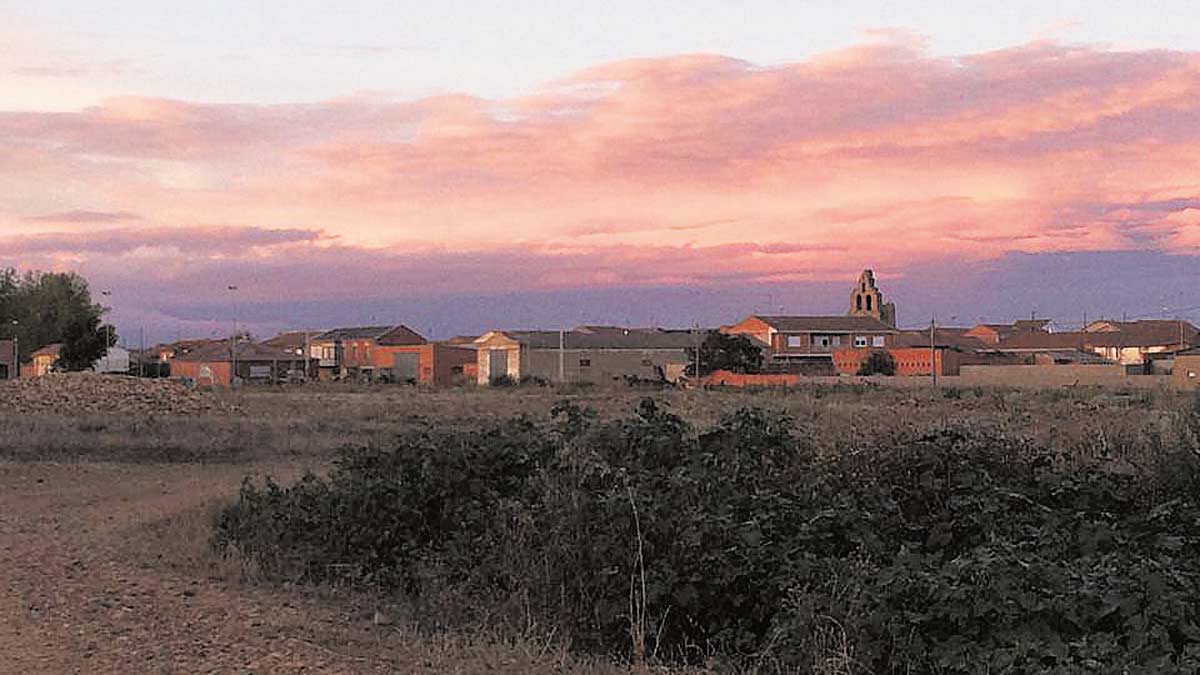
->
848, 269, 896, 327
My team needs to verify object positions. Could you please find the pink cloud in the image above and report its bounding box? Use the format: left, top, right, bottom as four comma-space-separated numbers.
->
1, 38, 1199, 310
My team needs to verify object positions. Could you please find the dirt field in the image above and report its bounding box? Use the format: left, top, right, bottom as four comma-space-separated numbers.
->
0, 459, 660, 674
1, 382, 1194, 673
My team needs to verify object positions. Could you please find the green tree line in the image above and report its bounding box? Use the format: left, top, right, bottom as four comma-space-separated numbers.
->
0, 268, 116, 371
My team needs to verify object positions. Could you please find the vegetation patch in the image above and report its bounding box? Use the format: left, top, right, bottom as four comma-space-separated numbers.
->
214, 397, 1200, 672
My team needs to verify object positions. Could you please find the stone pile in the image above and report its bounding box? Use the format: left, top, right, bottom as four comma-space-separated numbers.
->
0, 373, 222, 415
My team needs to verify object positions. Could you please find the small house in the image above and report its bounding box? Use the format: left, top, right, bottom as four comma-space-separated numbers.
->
29, 343, 62, 377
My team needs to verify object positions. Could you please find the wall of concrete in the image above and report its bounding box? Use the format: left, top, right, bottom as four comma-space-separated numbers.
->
1174, 356, 1200, 390
957, 364, 1170, 388
522, 348, 689, 384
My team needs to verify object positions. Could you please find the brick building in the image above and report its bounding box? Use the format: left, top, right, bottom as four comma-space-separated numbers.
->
169, 341, 315, 387
723, 315, 897, 374
309, 325, 474, 385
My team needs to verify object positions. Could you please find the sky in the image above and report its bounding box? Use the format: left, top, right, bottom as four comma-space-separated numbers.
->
2, 1, 1199, 342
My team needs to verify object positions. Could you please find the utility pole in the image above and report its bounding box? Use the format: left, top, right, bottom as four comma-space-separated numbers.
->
100, 290, 113, 371
228, 285, 239, 387
8, 319, 17, 381
930, 317, 938, 388
558, 329, 565, 383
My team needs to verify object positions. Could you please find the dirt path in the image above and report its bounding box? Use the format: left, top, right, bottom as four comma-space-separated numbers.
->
0, 460, 611, 675
0, 461, 408, 674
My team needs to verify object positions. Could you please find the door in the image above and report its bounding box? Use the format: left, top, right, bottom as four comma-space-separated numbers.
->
393, 351, 420, 382
488, 349, 509, 382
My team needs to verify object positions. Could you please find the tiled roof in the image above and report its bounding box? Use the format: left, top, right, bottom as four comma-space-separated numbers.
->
490, 328, 702, 350
754, 315, 898, 333
1080, 320, 1197, 347
376, 325, 427, 346
31, 343, 62, 358
994, 332, 1089, 351
260, 331, 317, 350
1012, 319, 1052, 332
172, 341, 310, 362
313, 325, 420, 342
890, 329, 991, 351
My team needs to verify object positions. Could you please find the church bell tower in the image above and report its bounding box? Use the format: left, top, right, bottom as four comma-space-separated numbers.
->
848, 269, 896, 327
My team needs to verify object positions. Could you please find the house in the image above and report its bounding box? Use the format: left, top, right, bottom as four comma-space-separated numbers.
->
92, 346, 131, 374
155, 338, 223, 363
1173, 347, 1200, 390
260, 331, 318, 358
473, 326, 697, 385
1079, 320, 1197, 365
723, 315, 897, 374
308, 325, 474, 385
964, 319, 1052, 345
169, 341, 316, 387
29, 343, 62, 377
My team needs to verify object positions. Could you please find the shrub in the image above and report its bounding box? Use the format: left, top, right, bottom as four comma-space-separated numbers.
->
857, 350, 896, 376
213, 400, 1200, 672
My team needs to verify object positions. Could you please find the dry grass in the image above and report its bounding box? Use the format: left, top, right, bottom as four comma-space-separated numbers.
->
5, 381, 1198, 673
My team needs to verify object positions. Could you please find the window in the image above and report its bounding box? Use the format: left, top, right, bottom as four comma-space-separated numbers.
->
579, 359, 591, 367
873, 336, 886, 347
866, 295, 873, 311
856, 295, 863, 311
854, 336, 869, 348
787, 336, 805, 348
641, 358, 653, 367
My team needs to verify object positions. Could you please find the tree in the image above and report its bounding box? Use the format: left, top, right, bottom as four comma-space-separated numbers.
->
0, 268, 116, 370
857, 349, 896, 376
686, 331, 764, 377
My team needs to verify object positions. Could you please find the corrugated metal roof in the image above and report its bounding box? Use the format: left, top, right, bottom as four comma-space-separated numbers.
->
754, 315, 898, 333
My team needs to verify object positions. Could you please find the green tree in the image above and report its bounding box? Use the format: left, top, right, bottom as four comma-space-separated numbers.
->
857, 349, 896, 376
0, 268, 116, 370
686, 331, 764, 376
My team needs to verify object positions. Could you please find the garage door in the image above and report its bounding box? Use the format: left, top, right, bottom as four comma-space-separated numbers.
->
393, 352, 420, 382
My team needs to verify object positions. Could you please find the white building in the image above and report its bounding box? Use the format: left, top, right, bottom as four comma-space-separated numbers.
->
93, 346, 131, 374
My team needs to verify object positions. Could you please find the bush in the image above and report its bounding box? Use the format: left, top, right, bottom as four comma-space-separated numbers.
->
214, 400, 1200, 671
857, 349, 896, 376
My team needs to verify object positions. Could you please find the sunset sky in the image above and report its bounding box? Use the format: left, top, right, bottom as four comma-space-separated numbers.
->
2, 2, 1199, 342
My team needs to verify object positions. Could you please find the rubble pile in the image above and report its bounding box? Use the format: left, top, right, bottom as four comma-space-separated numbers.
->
0, 373, 222, 415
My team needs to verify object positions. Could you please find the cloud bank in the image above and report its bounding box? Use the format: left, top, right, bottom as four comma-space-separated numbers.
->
2, 35, 1199, 336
